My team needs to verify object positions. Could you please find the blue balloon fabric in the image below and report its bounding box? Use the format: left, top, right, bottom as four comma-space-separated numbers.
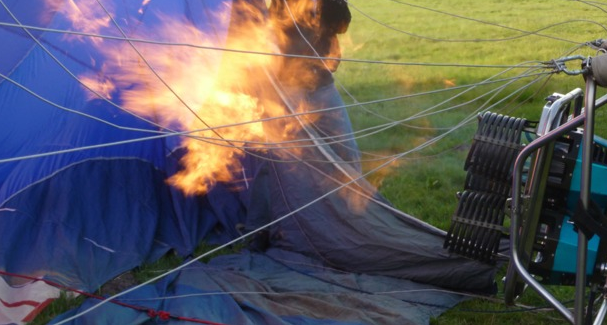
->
0, 1, 496, 324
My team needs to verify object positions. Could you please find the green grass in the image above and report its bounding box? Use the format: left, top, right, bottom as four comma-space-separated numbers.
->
28, 293, 86, 325
28, 243, 244, 324
339, 1, 607, 324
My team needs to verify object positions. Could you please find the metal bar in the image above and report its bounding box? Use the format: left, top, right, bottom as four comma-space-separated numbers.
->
593, 298, 607, 325
575, 78, 597, 324
537, 88, 583, 135
505, 91, 587, 305
510, 95, 607, 324
511, 114, 585, 323
508, 92, 607, 324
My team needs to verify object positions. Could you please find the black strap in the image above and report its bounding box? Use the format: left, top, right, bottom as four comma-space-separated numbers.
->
571, 198, 607, 240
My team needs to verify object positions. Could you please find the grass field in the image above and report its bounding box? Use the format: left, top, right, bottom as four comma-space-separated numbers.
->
340, 0, 607, 324
31, 1, 607, 324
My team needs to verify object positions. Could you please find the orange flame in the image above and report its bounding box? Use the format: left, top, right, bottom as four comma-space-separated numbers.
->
268, 0, 343, 90
138, 0, 151, 14
52, 0, 307, 195
45, 0, 112, 44
80, 72, 116, 100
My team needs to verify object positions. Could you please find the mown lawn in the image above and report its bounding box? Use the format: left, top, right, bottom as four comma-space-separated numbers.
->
342, 1, 607, 324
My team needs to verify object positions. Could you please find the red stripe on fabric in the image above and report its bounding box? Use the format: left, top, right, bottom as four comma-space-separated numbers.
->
0, 297, 39, 308
23, 298, 56, 322
0, 270, 229, 325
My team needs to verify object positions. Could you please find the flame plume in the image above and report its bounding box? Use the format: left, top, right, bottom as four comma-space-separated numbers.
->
50, 0, 305, 195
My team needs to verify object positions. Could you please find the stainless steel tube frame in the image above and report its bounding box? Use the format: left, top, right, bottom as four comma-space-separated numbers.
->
509, 90, 607, 324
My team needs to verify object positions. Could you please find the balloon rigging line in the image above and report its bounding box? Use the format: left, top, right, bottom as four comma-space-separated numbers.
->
191, 66, 548, 149
334, 36, 589, 128
580, 0, 607, 5
277, 0, 365, 160
2, 270, 546, 318
4, 269, 559, 321
0, 73, 170, 135
64, 46, 526, 319
337, 68, 543, 125
350, 77, 544, 162
197, 69, 546, 156
324, 60, 547, 162
391, 66, 546, 121
92, 0, 377, 170
259, 67, 523, 241
0, 0, 585, 166
302, 74, 553, 249
344, 68, 549, 106
3, 2, 602, 322
281, 72, 548, 165
0, 65, 550, 165
53, 61, 491, 323
276, 0, 543, 159
0, 75, 542, 167
0, 21, 546, 69
0, 70, 545, 171
499, 74, 553, 117
378, 0, 607, 44
356, 73, 539, 160
21, 29, 578, 325
262, 67, 551, 149
575, 0, 607, 14
367, 8, 603, 43
0, 79, 162, 131
94, 0, 222, 142
92, 0, 255, 160
360, 0, 607, 43
106, 261, 526, 309
336, 70, 551, 110
113, 289, 465, 301
50, 133, 427, 322
333, 63, 546, 132
0, 132, 180, 164
110, 268, 503, 305
409, 70, 545, 121
584, 0, 607, 7
0, 49, 553, 166
0, 1, 175, 134
492, 42, 590, 118
3, 0, 588, 266
266, 71, 537, 238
